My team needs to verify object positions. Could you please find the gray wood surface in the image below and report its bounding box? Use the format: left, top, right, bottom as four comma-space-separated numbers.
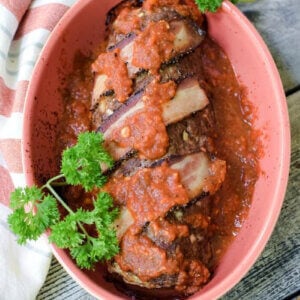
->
37, 0, 300, 299
237, 0, 300, 92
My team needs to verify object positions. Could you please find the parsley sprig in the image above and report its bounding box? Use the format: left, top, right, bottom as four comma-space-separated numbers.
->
195, 0, 255, 12
61, 132, 113, 190
7, 132, 119, 269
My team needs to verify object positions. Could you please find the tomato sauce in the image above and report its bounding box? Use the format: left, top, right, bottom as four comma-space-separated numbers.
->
191, 38, 261, 266
115, 231, 180, 281
92, 49, 132, 102
144, 79, 177, 106
110, 107, 169, 159
105, 162, 189, 225
113, 7, 142, 35
132, 21, 175, 74
143, 0, 182, 10
109, 80, 176, 159
147, 218, 189, 244
104, 162, 202, 287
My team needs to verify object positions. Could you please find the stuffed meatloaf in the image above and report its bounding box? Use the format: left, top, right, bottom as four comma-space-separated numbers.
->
56, 0, 260, 298
92, 0, 225, 294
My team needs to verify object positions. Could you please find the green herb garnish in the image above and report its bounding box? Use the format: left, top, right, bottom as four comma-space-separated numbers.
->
195, 0, 255, 12
7, 132, 119, 269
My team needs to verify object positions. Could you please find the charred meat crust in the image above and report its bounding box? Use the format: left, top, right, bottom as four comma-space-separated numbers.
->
105, 271, 188, 300
105, 0, 143, 27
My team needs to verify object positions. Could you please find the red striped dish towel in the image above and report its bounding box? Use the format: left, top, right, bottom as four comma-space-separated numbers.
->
0, 1, 77, 299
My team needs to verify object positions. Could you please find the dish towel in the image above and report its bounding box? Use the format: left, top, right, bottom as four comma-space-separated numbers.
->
0, 1, 77, 299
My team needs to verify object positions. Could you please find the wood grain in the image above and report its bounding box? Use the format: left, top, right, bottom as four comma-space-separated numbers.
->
238, 0, 300, 92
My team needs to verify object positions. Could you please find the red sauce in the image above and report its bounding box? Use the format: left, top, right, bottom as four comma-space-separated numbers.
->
147, 218, 189, 244
196, 39, 261, 265
176, 260, 210, 294
110, 106, 168, 159
105, 162, 189, 225
143, 79, 177, 106
115, 231, 180, 281
184, 212, 210, 229
56, 54, 93, 152
116, 230, 210, 293
132, 21, 175, 74
113, 7, 142, 35
105, 163, 201, 286
113, 0, 204, 36
105, 163, 219, 287
92, 49, 132, 102
109, 80, 176, 159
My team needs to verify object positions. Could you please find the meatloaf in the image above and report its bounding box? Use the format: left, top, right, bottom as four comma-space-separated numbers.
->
90, 0, 226, 297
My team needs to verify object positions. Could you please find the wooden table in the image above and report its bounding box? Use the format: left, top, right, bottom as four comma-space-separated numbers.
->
37, 0, 300, 299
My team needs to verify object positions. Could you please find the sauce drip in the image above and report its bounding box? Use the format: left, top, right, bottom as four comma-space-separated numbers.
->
115, 232, 180, 281
113, 7, 142, 35
92, 49, 132, 102
110, 107, 168, 159
109, 80, 176, 159
106, 162, 189, 225
132, 21, 175, 74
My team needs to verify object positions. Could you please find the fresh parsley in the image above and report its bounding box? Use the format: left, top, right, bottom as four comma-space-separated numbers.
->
195, 0, 255, 12
61, 132, 113, 191
8, 187, 59, 244
7, 132, 119, 270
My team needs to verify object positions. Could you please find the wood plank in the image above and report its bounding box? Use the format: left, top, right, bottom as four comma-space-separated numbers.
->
36, 257, 94, 299
238, 0, 300, 92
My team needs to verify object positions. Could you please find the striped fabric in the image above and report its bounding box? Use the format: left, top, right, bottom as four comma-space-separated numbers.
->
0, 1, 77, 299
